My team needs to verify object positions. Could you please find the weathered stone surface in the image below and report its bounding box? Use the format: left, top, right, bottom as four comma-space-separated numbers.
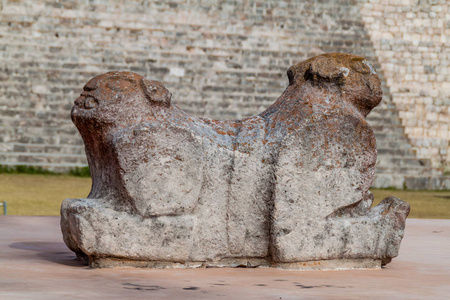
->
61, 53, 410, 269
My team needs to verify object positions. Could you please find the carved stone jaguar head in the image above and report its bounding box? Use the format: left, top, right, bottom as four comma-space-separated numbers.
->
286, 53, 382, 117
71, 71, 172, 131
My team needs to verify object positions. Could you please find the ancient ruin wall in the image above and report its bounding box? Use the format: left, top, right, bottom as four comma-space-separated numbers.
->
359, 0, 449, 171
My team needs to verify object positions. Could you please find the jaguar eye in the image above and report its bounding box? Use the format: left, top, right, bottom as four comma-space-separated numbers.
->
84, 97, 98, 109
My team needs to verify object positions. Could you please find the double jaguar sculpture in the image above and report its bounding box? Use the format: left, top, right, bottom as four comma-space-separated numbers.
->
61, 53, 410, 269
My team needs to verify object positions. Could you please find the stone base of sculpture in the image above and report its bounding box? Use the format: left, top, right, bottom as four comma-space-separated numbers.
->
88, 257, 383, 271
61, 195, 408, 269
61, 53, 410, 269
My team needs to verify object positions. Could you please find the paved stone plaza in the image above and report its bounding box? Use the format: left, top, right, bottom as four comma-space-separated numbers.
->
0, 216, 448, 299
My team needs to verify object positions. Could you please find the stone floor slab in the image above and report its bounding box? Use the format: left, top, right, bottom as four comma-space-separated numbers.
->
0, 216, 448, 299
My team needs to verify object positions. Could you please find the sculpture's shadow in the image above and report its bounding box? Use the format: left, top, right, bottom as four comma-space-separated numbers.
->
9, 241, 86, 268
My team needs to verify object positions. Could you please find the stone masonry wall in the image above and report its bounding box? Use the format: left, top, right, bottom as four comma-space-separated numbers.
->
0, 0, 448, 187
359, 0, 449, 171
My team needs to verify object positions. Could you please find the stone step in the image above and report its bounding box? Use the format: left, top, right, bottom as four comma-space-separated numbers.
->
375, 139, 413, 150
0, 142, 85, 156
0, 127, 83, 146
375, 158, 434, 176
371, 124, 407, 135
376, 165, 433, 175
368, 105, 400, 114
0, 116, 74, 129
372, 173, 409, 189
367, 117, 402, 126
0, 160, 87, 173
373, 131, 410, 140
375, 168, 434, 179
375, 163, 433, 174
368, 107, 399, 117
0, 152, 87, 166
376, 148, 418, 157
404, 176, 450, 190
373, 173, 450, 190
375, 156, 428, 168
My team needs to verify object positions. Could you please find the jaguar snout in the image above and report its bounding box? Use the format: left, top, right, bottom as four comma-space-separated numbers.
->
74, 96, 85, 107
74, 95, 99, 109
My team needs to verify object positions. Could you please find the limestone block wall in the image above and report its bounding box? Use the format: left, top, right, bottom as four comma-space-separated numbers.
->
358, 0, 450, 171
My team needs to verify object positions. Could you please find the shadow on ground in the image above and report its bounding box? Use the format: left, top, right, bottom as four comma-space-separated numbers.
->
9, 241, 85, 268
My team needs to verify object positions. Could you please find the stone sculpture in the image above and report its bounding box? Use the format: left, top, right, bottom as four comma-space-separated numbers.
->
61, 53, 410, 270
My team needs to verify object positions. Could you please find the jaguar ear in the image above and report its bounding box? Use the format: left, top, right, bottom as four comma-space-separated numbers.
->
140, 78, 172, 107
304, 56, 348, 86
287, 68, 295, 85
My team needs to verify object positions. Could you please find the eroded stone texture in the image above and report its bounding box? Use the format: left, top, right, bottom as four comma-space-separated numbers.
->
61, 53, 410, 269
